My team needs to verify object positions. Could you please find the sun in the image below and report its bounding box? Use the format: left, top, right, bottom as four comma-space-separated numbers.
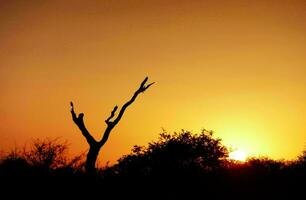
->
229, 150, 247, 162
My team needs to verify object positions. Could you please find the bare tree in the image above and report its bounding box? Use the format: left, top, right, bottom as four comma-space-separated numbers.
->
70, 77, 154, 173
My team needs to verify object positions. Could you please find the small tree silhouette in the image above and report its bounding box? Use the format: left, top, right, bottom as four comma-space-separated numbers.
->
113, 129, 228, 178
70, 77, 154, 174
0, 138, 73, 177
25, 138, 68, 170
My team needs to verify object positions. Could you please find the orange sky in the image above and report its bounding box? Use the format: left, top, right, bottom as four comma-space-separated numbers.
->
1, 0, 305, 164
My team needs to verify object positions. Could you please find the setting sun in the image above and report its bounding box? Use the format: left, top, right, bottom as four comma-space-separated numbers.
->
229, 150, 247, 162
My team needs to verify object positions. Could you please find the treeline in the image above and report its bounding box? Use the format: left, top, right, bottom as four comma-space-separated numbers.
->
0, 130, 305, 199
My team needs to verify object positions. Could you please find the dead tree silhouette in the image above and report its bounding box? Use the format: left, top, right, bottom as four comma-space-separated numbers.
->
70, 77, 154, 174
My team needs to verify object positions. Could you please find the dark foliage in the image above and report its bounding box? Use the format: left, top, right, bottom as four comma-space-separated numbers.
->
0, 138, 85, 176
25, 138, 69, 169
110, 129, 228, 178
0, 133, 305, 199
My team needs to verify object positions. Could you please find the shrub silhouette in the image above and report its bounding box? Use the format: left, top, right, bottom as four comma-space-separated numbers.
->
0, 134, 304, 199
297, 150, 306, 165
24, 138, 69, 170
112, 129, 228, 178
0, 138, 86, 176
0, 149, 30, 177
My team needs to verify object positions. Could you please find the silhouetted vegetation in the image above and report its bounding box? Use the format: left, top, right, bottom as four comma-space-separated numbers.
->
0, 131, 304, 199
109, 129, 228, 179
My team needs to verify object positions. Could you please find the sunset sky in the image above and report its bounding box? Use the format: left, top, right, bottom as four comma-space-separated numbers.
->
1, 0, 305, 164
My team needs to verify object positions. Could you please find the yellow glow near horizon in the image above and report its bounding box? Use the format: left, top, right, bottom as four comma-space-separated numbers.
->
229, 150, 247, 162
0, 0, 306, 165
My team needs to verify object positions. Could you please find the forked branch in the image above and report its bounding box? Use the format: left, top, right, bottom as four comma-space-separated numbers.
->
70, 77, 154, 172
99, 77, 154, 145
112, 76, 154, 126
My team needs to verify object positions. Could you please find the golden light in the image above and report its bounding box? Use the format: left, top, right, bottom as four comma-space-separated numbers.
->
0, 0, 305, 164
229, 150, 247, 162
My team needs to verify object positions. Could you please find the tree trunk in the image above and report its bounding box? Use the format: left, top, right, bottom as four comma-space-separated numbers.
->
85, 144, 101, 174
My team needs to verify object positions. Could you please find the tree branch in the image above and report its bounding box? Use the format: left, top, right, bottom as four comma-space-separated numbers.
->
99, 77, 154, 145
70, 102, 97, 145
113, 76, 154, 126
105, 105, 118, 125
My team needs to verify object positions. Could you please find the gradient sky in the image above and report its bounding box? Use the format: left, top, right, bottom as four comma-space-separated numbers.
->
1, 0, 305, 164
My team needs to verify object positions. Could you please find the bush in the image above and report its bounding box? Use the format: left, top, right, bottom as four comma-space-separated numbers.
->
0, 138, 86, 176
0, 149, 30, 176
24, 138, 69, 170
112, 129, 228, 178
